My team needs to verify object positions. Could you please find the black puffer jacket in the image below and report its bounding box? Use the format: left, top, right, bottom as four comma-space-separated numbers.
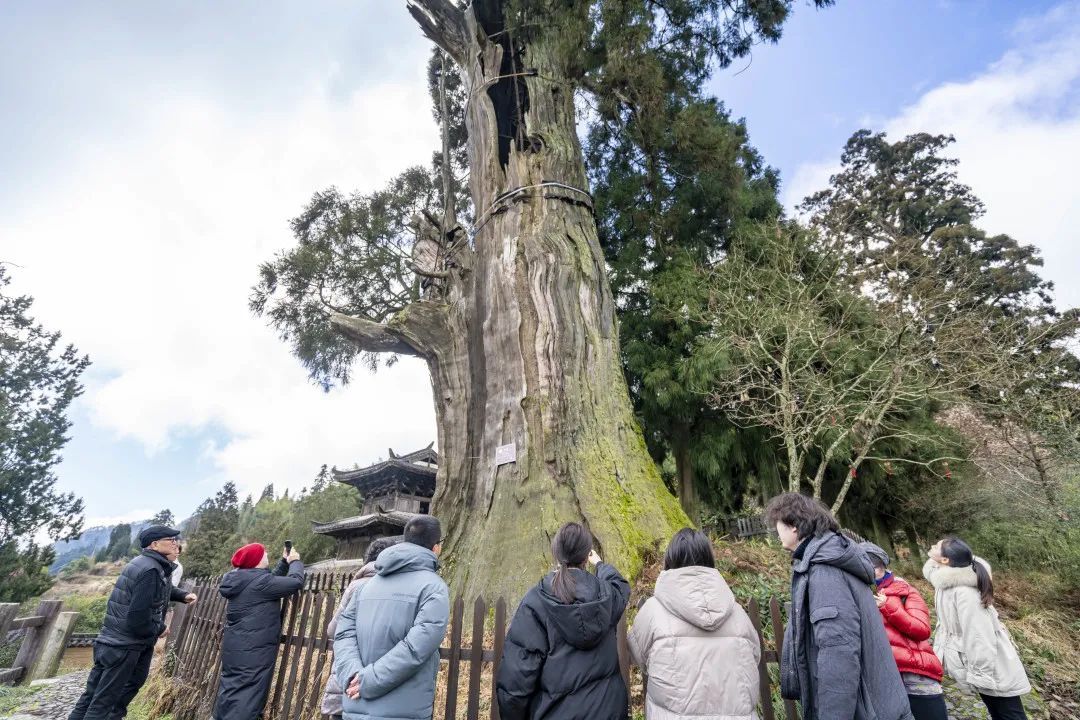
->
496, 563, 630, 720
97, 549, 187, 647
214, 558, 304, 720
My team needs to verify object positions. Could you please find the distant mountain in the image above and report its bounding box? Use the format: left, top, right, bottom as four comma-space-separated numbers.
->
49, 521, 150, 574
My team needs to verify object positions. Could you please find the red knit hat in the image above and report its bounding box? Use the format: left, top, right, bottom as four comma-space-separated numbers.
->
231, 543, 266, 569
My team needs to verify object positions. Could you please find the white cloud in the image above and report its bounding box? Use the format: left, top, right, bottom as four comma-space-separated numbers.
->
785, 1, 1080, 310
84, 510, 156, 530
5, 52, 439, 504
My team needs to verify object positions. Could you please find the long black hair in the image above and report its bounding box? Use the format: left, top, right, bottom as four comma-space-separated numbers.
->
551, 522, 592, 604
941, 536, 994, 607
663, 528, 716, 571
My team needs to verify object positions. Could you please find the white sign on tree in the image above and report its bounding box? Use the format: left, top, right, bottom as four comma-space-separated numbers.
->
494, 442, 516, 466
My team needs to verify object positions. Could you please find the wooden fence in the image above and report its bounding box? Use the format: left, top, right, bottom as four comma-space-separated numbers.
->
161, 572, 798, 720
0, 600, 80, 685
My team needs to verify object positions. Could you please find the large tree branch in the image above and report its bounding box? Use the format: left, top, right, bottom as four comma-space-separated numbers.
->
406, 0, 468, 66
330, 298, 453, 361
330, 312, 422, 356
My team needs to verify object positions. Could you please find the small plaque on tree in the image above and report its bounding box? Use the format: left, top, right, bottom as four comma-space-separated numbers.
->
495, 442, 517, 466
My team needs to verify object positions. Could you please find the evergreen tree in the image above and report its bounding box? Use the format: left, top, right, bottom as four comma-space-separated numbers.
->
588, 84, 783, 519
259, 483, 275, 503
311, 464, 331, 493
149, 509, 175, 527
289, 481, 362, 562
0, 265, 89, 601
183, 482, 241, 577
102, 523, 133, 562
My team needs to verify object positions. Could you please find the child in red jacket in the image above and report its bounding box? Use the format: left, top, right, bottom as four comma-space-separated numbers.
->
861, 542, 950, 720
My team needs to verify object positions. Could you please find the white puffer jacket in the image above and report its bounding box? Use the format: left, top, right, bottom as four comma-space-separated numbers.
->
628, 566, 761, 720
923, 558, 1030, 697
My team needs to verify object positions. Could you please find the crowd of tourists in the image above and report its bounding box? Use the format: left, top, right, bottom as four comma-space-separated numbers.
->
68, 493, 1032, 720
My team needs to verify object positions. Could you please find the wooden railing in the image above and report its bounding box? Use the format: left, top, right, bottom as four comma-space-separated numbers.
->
0, 601, 79, 685
157, 572, 799, 720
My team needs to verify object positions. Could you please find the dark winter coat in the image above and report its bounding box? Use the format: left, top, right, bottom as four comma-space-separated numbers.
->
876, 574, 944, 681
780, 532, 913, 720
214, 558, 305, 720
496, 563, 631, 720
333, 542, 450, 720
97, 549, 187, 647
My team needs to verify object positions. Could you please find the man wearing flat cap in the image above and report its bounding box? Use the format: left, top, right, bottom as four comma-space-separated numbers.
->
69, 525, 197, 720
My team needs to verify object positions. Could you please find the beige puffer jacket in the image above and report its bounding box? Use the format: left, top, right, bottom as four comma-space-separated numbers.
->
628, 566, 761, 720
923, 558, 1030, 697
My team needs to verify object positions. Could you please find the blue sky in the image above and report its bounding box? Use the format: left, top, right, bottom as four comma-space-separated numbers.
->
3, 1, 1078, 533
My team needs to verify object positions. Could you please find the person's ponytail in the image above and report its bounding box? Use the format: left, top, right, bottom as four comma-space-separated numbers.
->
550, 523, 592, 604
972, 558, 994, 607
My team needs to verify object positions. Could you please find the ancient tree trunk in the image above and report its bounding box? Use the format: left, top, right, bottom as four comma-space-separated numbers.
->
672, 430, 700, 524
334, 2, 687, 604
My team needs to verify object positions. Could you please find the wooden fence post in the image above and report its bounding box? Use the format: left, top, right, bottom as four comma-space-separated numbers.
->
13, 600, 61, 685
27, 611, 79, 682
616, 615, 630, 699
443, 596, 465, 720
0, 604, 19, 640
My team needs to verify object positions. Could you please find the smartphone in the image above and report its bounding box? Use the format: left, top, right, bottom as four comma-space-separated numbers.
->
284, 540, 293, 554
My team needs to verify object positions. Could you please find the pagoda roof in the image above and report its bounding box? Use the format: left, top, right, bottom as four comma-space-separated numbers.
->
332, 444, 438, 498
311, 511, 417, 538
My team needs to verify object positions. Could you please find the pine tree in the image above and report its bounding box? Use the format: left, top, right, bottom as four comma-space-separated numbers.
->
149, 509, 175, 527
0, 265, 88, 601
183, 482, 242, 577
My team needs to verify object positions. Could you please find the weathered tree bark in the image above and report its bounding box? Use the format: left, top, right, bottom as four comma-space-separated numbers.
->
331, 1, 687, 604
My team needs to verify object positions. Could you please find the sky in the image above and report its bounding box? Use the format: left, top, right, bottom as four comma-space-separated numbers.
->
3, 1, 1078, 533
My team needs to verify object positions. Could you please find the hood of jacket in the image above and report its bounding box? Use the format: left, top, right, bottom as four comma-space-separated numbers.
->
653, 565, 736, 632
538, 568, 611, 650
374, 541, 438, 577
793, 531, 874, 584
219, 567, 267, 599
923, 556, 991, 591
356, 560, 378, 579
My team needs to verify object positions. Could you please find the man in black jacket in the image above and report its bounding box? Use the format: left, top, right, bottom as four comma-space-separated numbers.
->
69, 525, 197, 720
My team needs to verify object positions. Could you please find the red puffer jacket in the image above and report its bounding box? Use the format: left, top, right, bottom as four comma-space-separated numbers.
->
877, 574, 944, 681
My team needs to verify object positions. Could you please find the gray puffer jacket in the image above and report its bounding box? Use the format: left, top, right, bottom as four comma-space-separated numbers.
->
780, 532, 912, 720
333, 543, 449, 720
321, 562, 379, 716
923, 558, 1030, 697
629, 566, 761, 720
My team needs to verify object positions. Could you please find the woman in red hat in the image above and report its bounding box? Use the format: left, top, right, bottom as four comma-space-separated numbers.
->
214, 542, 304, 720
